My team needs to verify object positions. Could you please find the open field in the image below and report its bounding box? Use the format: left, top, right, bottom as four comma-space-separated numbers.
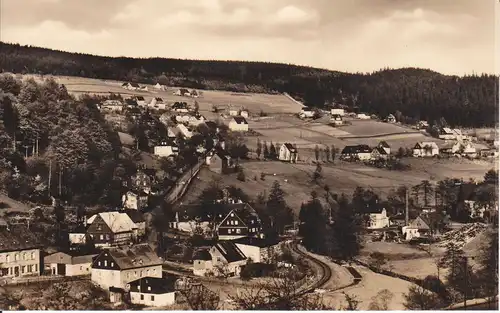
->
24, 74, 303, 114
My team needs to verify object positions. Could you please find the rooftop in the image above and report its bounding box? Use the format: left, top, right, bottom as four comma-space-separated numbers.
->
102, 244, 162, 270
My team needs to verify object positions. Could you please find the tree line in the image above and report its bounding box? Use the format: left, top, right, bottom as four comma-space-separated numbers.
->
0, 42, 497, 127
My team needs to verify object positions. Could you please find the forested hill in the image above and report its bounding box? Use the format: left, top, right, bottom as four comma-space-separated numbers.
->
0, 42, 498, 127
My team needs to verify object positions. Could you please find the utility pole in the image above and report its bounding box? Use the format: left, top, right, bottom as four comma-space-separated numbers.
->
48, 160, 52, 198
58, 166, 63, 197
463, 256, 468, 310
405, 187, 409, 226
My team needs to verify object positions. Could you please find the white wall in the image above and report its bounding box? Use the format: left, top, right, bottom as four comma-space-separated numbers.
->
92, 265, 162, 290
69, 233, 86, 245
228, 121, 248, 132
331, 109, 345, 116
193, 260, 213, 276
0, 249, 40, 277
66, 263, 92, 276
235, 244, 261, 263
130, 291, 176, 307
154, 146, 177, 158
358, 152, 372, 160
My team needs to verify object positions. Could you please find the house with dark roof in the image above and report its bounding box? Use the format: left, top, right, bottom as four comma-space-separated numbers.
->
279, 143, 298, 163
86, 212, 138, 247
127, 275, 177, 307
91, 244, 162, 290
340, 145, 373, 161
216, 203, 262, 240
149, 97, 166, 110
386, 114, 396, 123
233, 237, 282, 263
123, 209, 146, 237
413, 141, 439, 157
172, 101, 189, 113
174, 88, 191, 97
44, 251, 97, 276
209, 242, 247, 277
0, 226, 42, 278
193, 250, 213, 276
154, 140, 179, 159
206, 148, 235, 174
330, 114, 343, 126
122, 82, 141, 91
365, 204, 390, 229
402, 213, 449, 240
378, 141, 391, 154
228, 116, 249, 132
134, 96, 146, 106
371, 146, 390, 160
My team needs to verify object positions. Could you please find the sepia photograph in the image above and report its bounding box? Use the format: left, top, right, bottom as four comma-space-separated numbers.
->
0, 0, 498, 310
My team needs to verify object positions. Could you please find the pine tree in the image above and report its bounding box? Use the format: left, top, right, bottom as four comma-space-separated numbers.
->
269, 142, 277, 160
263, 141, 269, 159
256, 138, 262, 159
314, 145, 320, 161
330, 194, 362, 260
299, 192, 328, 254
325, 146, 330, 162
267, 180, 293, 235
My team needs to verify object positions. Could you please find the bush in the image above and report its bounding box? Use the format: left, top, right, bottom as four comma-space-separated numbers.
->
422, 275, 451, 303
240, 263, 276, 279
260, 173, 265, 180
237, 169, 246, 182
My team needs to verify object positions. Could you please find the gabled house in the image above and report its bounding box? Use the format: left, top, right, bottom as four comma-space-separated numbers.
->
127, 275, 177, 307
122, 190, 149, 210
206, 148, 235, 174
228, 108, 239, 116
100, 100, 124, 112
122, 82, 141, 91
44, 251, 97, 276
386, 114, 396, 123
123, 209, 147, 237
413, 142, 439, 157
340, 145, 372, 161
154, 140, 179, 158
366, 206, 390, 229
240, 110, 249, 118
86, 212, 138, 247
91, 244, 162, 290
172, 102, 189, 113
131, 169, 156, 194
299, 107, 315, 118
417, 120, 429, 130
331, 108, 345, 116
378, 141, 391, 155
208, 242, 247, 277
402, 213, 447, 240
371, 146, 390, 160
279, 143, 298, 163
357, 113, 371, 120
149, 97, 166, 110
153, 83, 165, 91
176, 123, 193, 139
233, 237, 282, 264
216, 203, 262, 240
135, 96, 146, 107
193, 250, 213, 276
173, 88, 191, 97
0, 226, 42, 278
330, 114, 343, 126
188, 114, 206, 127
228, 116, 248, 132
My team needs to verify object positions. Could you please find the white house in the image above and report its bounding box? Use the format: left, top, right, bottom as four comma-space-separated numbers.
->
91, 244, 162, 290
438, 128, 455, 140
122, 82, 141, 91
378, 141, 391, 155
417, 121, 429, 129
154, 141, 179, 158
86, 211, 139, 247
330, 108, 345, 116
300, 107, 315, 118
135, 96, 146, 107
127, 276, 176, 307
386, 114, 396, 123
188, 114, 205, 127
279, 143, 298, 163
228, 116, 249, 132
122, 190, 149, 211
100, 100, 123, 112
0, 226, 42, 278
357, 113, 371, 120
340, 145, 373, 161
153, 83, 166, 91
240, 110, 249, 118
413, 142, 439, 157
233, 237, 282, 264
192, 250, 213, 277
176, 123, 193, 139
149, 97, 166, 110
174, 115, 191, 124
228, 108, 239, 116
44, 252, 97, 276
174, 88, 191, 97
172, 102, 189, 113
330, 114, 343, 126
140, 86, 148, 92
193, 242, 247, 277
366, 207, 390, 229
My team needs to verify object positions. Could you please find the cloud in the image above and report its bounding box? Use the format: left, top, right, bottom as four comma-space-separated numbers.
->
0, 0, 495, 75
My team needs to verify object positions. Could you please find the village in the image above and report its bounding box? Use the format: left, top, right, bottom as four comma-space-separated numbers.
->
0, 78, 498, 310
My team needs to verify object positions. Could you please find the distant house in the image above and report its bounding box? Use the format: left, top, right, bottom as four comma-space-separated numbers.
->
216, 204, 262, 240
174, 88, 191, 97
457, 183, 498, 220
229, 116, 249, 132
330, 114, 343, 126
169, 210, 211, 235
413, 142, 439, 157
279, 143, 298, 163
123, 209, 147, 237
140, 86, 148, 92
441, 141, 477, 157
438, 128, 463, 141
100, 100, 124, 112
174, 114, 191, 124
122, 82, 141, 91
331, 108, 345, 116
193, 250, 213, 276
190, 90, 199, 98
240, 110, 249, 118
154, 140, 179, 158
127, 276, 177, 307
386, 114, 396, 123
357, 113, 371, 120
86, 212, 138, 247
153, 83, 165, 90
172, 102, 189, 113
188, 114, 206, 127
228, 108, 239, 116
371, 146, 389, 160
206, 148, 235, 174
0, 226, 42, 278
209, 242, 247, 277
149, 97, 166, 110
122, 190, 149, 211
176, 123, 193, 139
131, 169, 156, 194
233, 237, 282, 264
340, 145, 372, 161
366, 206, 390, 229
300, 107, 315, 118
204, 121, 219, 135
402, 213, 447, 240
135, 96, 146, 107
417, 120, 429, 130
159, 113, 171, 126
91, 244, 162, 290
44, 252, 97, 276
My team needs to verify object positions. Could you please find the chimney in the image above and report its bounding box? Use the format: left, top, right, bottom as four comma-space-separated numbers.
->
405, 188, 409, 226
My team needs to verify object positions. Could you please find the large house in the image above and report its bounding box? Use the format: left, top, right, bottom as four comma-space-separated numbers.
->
176, 123, 193, 139
216, 203, 262, 240
44, 251, 97, 276
86, 212, 138, 247
172, 102, 189, 113
122, 190, 149, 211
413, 142, 439, 157
193, 242, 247, 277
331, 108, 345, 116
127, 275, 177, 307
206, 148, 235, 174
371, 147, 390, 160
0, 226, 41, 279
441, 141, 477, 158
154, 140, 179, 158
279, 143, 298, 163
366, 206, 390, 229
228, 116, 249, 132
340, 145, 372, 161
438, 128, 464, 141
233, 237, 282, 264
91, 244, 162, 290
149, 97, 166, 110
134, 96, 146, 107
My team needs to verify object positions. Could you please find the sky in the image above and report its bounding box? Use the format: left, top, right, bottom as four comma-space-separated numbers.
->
0, 0, 498, 75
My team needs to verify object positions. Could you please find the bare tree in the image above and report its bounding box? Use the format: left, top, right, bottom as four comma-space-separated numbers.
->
368, 289, 394, 310
342, 292, 360, 310
180, 284, 221, 310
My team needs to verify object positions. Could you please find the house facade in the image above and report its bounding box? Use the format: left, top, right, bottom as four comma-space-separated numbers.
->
228, 116, 249, 132
193, 250, 213, 276
44, 252, 97, 276
176, 123, 193, 139
279, 143, 298, 163
0, 226, 41, 279
340, 145, 373, 161
216, 205, 262, 240
100, 100, 124, 112
386, 114, 396, 123
330, 114, 343, 126
413, 142, 439, 157
154, 142, 179, 158
86, 212, 138, 247
91, 244, 162, 290
208, 242, 247, 277
300, 107, 315, 118
122, 190, 149, 211
366, 207, 390, 229
206, 149, 235, 174
371, 147, 389, 160
331, 108, 345, 116
127, 276, 176, 307
172, 102, 189, 113
357, 113, 370, 119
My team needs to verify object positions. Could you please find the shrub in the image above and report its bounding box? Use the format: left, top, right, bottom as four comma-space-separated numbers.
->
240, 263, 276, 279
260, 172, 265, 180
237, 169, 246, 182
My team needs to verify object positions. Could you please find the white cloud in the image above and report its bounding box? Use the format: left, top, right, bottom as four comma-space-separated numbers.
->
274, 5, 316, 25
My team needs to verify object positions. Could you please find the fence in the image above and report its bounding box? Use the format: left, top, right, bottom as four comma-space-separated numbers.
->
2, 274, 90, 286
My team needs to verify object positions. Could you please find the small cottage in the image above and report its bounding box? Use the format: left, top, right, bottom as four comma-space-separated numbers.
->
278, 143, 298, 163
413, 142, 439, 157
228, 116, 249, 132
340, 145, 372, 161
44, 252, 97, 276
127, 275, 177, 307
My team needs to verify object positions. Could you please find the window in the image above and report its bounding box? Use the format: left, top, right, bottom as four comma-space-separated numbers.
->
148, 286, 151, 291
80, 266, 83, 270
97, 225, 102, 231
111, 262, 114, 267
106, 234, 110, 240
140, 270, 143, 277
22, 253, 26, 260
21, 266, 25, 274
104, 260, 107, 267
134, 271, 137, 277
151, 295, 155, 301
153, 269, 156, 274
14, 254, 19, 261
6, 254, 9, 263
27, 265, 32, 272
146, 269, 150, 275
100, 235, 104, 240
98, 261, 101, 266
228, 229, 232, 234
140, 295, 144, 300
236, 229, 241, 234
